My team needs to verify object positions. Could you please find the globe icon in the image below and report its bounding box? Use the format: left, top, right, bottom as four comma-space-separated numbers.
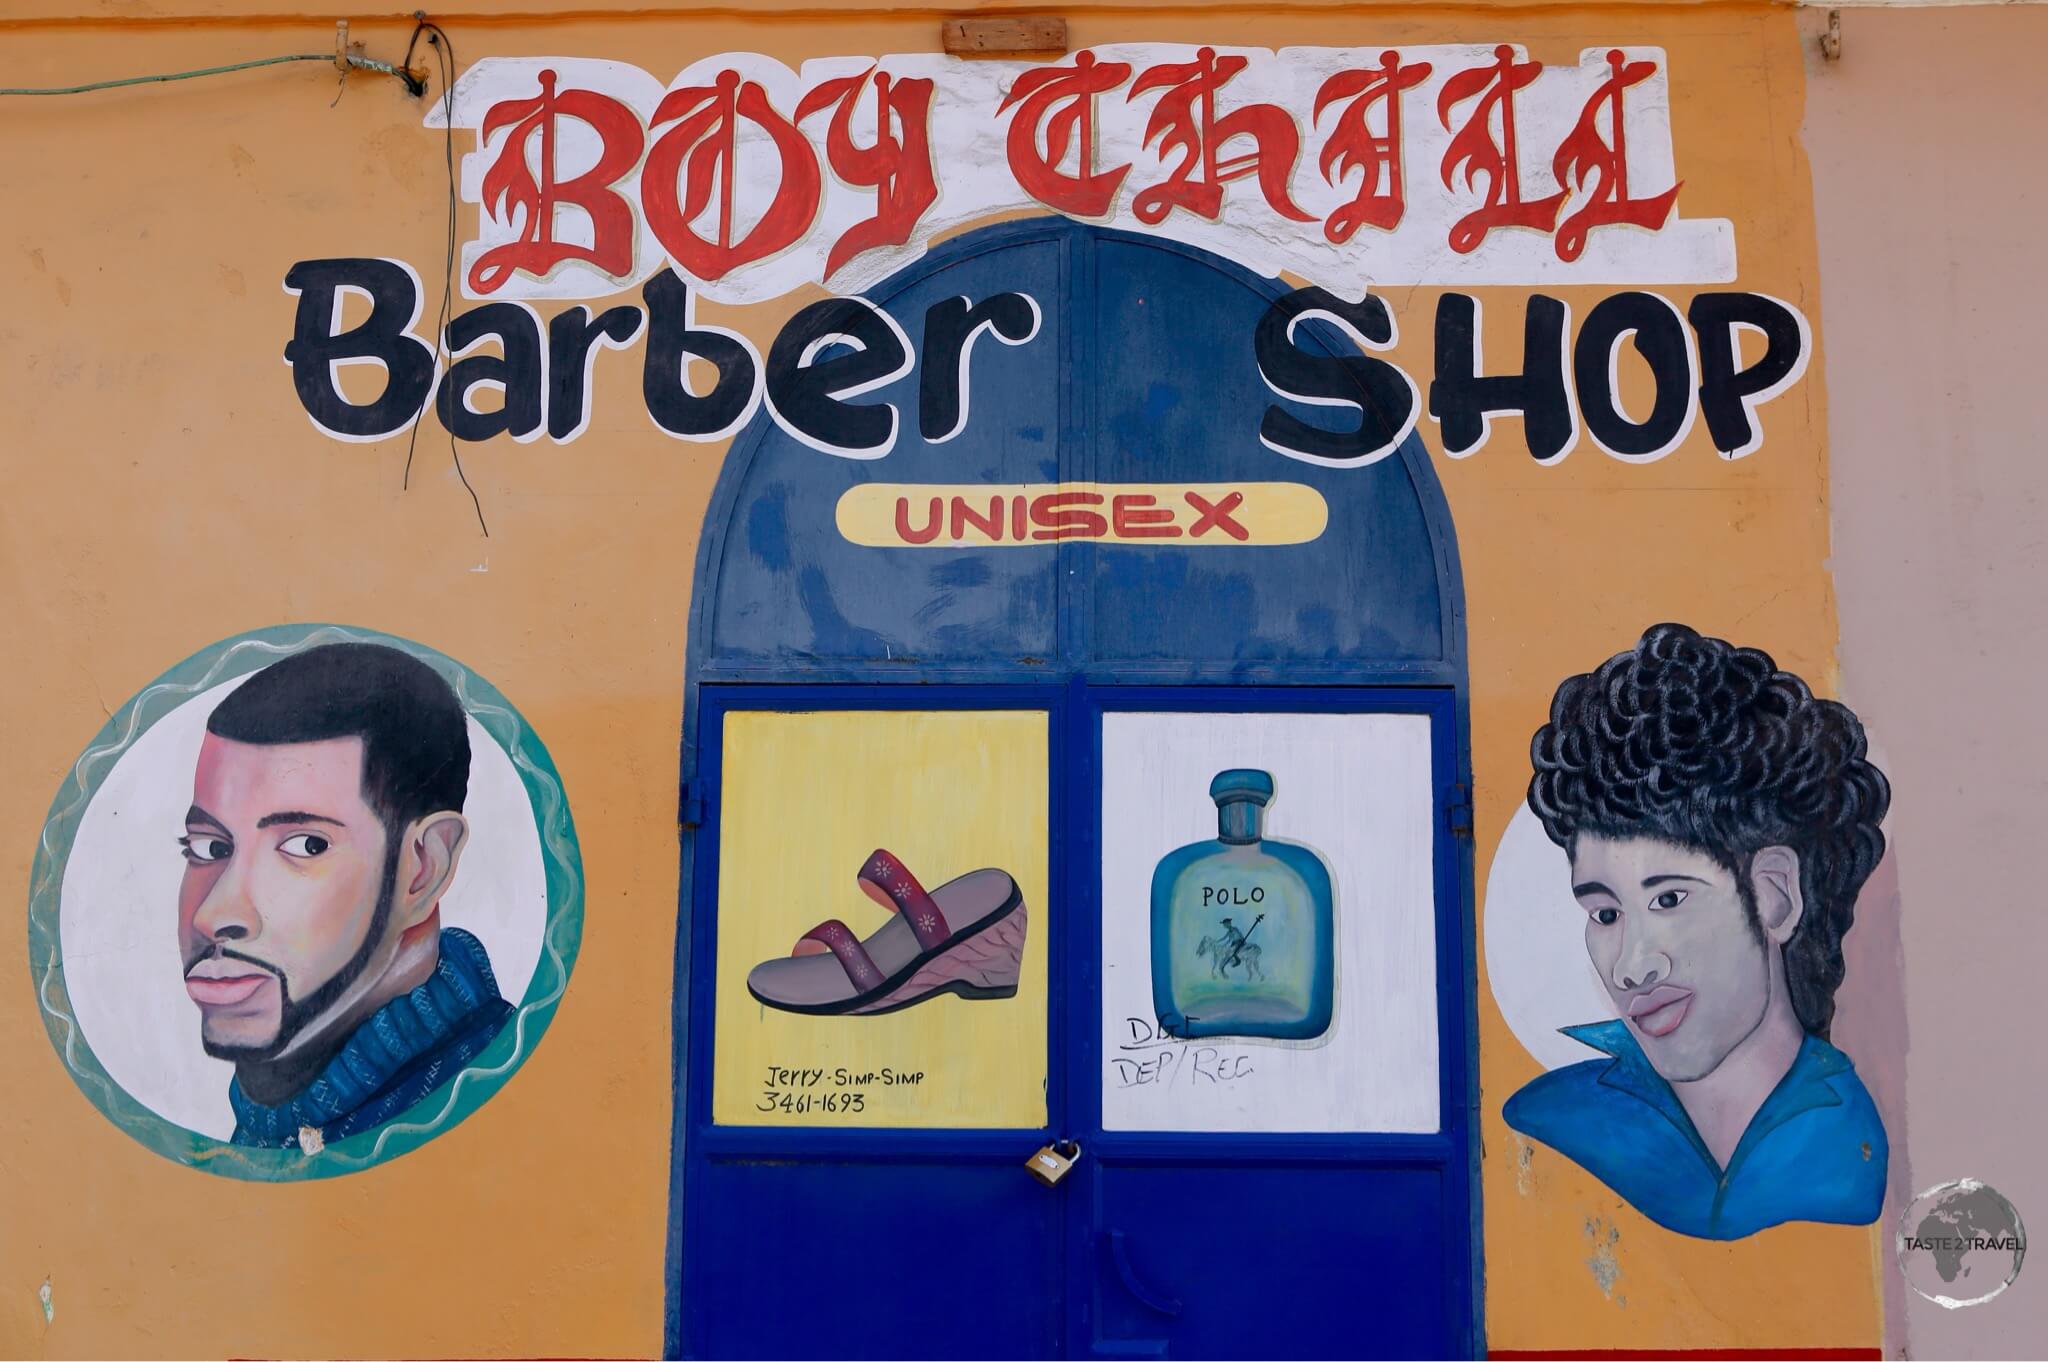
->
1896, 1179, 2027, 1308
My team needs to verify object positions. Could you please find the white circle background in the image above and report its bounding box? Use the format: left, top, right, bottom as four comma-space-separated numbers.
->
1483, 803, 1622, 1070
58, 674, 548, 1140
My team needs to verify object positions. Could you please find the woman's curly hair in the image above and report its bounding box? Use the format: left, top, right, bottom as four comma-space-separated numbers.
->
1528, 623, 1890, 1038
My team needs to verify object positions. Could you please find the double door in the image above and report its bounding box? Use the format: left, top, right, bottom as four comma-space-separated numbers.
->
675, 681, 1476, 1358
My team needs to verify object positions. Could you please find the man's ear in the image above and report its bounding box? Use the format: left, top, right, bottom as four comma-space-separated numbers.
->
399, 811, 469, 925
1749, 845, 1805, 944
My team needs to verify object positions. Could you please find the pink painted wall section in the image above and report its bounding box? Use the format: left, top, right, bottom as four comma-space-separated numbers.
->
1805, 6, 2048, 1356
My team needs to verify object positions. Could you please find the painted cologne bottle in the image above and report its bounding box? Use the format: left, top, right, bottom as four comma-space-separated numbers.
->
1150, 769, 1335, 1041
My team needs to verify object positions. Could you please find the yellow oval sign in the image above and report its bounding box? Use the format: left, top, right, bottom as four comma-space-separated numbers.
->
836, 482, 1329, 548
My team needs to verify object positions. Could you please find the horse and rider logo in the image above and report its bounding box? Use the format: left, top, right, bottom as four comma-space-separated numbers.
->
1197, 914, 1265, 980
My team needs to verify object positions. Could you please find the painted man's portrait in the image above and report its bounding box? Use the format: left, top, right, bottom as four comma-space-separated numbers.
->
1502, 623, 1890, 1240
177, 642, 513, 1149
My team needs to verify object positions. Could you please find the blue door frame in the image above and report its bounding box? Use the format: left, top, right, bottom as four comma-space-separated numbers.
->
664, 219, 1482, 1357
675, 681, 1475, 1358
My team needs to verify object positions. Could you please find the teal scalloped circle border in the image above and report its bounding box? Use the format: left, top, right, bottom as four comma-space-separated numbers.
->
27, 623, 585, 1180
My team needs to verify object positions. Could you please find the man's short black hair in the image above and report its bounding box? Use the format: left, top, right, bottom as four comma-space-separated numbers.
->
1528, 623, 1889, 1038
207, 642, 470, 836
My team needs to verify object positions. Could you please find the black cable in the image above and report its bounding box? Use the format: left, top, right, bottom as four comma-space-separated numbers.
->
401, 16, 488, 538
401, 21, 428, 82
398, 15, 437, 498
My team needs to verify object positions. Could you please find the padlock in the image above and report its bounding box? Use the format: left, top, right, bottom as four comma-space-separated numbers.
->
1025, 1140, 1080, 1186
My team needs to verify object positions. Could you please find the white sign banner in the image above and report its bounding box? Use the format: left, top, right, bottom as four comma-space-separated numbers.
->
429, 43, 1736, 305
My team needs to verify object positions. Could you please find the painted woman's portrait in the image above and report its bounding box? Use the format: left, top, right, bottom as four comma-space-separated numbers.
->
28, 625, 582, 1179
1499, 623, 1889, 1240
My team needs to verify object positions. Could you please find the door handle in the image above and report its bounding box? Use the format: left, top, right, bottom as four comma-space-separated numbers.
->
1105, 1230, 1182, 1317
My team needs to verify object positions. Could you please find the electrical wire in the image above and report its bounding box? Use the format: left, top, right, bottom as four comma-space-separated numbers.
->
6, 15, 485, 536
0, 52, 423, 98
399, 17, 488, 538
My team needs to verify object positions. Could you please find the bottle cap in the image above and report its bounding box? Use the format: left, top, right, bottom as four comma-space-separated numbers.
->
1209, 768, 1275, 807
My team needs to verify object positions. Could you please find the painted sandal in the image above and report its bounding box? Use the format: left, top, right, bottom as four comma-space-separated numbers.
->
746, 849, 1027, 1016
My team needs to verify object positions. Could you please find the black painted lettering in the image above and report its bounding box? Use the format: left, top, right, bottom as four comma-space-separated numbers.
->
282, 258, 435, 440
1574, 291, 1696, 461
918, 292, 1040, 443
548, 304, 645, 442
642, 270, 760, 441
1688, 292, 1808, 459
766, 297, 911, 457
435, 303, 545, 442
1429, 292, 1575, 461
1256, 286, 1419, 466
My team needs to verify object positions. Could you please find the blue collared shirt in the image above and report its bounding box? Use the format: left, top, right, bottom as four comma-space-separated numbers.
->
1503, 1020, 1887, 1240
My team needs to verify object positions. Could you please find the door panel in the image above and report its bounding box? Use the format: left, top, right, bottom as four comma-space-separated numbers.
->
1083, 236, 1448, 669
681, 689, 1067, 1359
682, 691, 1472, 1359
708, 708, 1051, 1129
1092, 1162, 1450, 1359
700, 234, 1067, 670
1070, 690, 1471, 1360
1096, 711, 1440, 1134
691, 1154, 1062, 1359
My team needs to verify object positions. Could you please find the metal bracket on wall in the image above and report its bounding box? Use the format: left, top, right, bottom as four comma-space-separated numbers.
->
1444, 783, 1474, 842
1821, 9, 1843, 62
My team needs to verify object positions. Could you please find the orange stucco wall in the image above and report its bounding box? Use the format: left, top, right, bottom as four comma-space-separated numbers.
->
0, 4, 1889, 1356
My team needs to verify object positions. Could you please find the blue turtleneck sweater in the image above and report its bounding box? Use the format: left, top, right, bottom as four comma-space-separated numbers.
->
228, 927, 514, 1149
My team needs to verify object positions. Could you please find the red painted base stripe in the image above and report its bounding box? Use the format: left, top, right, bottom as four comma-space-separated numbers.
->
1491, 1350, 1881, 1360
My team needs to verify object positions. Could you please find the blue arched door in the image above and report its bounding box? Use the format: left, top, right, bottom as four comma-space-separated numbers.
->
669, 222, 1479, 1358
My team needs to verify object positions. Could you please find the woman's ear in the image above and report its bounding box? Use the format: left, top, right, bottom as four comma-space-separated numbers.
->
1749, 845, 1805, 944
399, 811, 470, 925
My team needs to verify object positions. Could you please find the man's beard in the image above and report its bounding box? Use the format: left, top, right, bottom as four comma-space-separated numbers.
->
198, 834, 403, 1062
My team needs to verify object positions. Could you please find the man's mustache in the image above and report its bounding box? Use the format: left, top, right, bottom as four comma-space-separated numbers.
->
183, 944, 285, 980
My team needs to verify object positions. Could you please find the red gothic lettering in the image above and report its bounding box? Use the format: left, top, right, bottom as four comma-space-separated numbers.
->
1551, 50, 1683, 262
795, 68, 940, 278
1128, 47, 1314, 226
470, 70, 646, 295
997, 51, 1134, 219
1313, 50, 1433, 242
1438, 45, 1565, 254
643, 69, 822, 282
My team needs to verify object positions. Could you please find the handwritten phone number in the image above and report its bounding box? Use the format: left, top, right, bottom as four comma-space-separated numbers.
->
757, 1089, 867, 1115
